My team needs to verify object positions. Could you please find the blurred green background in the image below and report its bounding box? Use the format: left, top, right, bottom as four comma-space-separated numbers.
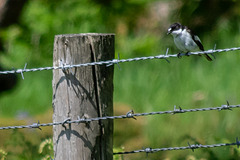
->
0, 0, 240, 159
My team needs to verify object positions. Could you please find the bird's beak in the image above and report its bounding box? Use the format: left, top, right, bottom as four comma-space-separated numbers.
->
167, 28, 171, 35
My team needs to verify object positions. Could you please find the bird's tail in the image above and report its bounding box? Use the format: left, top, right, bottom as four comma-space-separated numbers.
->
203, 54, 213, 61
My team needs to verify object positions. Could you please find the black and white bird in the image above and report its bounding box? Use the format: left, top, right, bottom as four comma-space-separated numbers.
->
167, 22, 212, 61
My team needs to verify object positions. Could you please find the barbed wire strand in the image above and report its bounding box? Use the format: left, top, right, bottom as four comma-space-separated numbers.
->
0, 46, 240, 75
113, 137, 240, 155
0, 103, 239, 130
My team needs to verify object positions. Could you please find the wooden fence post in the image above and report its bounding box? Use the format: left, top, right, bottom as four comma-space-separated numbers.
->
52, 33, 114, 160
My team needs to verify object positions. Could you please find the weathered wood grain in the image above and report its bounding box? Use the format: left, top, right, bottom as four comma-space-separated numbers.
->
52, 33, 114, 160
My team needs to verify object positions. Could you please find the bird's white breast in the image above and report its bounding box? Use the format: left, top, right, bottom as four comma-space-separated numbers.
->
172, 29, 199, 52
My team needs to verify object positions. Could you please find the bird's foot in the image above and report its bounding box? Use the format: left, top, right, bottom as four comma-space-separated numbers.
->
177, 53, 182, 59
185, 52, 190, 56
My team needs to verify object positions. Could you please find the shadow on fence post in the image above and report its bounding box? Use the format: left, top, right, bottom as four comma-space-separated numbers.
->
52, 33, 115, 160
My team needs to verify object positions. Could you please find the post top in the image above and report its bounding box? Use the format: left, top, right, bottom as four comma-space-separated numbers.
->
55, 33, 115, 38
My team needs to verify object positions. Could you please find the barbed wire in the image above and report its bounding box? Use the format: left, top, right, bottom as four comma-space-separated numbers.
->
113, 137, 240, 155
0, 46, 240, 75
0, 102, 239, 130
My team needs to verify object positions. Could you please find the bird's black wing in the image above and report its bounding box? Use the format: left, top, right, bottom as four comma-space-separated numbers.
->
192, 35, 204, 51
186, 27, 212, 61
186, 27, 204, 51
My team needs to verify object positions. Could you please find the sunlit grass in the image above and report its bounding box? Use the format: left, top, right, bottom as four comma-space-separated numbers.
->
113, 50, 240, 159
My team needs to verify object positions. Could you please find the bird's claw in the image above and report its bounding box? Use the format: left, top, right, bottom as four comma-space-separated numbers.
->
177, 53, 182, 59
185, 52, 190, 56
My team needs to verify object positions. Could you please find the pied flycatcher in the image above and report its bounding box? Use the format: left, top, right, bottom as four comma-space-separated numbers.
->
167, 22, 212, 61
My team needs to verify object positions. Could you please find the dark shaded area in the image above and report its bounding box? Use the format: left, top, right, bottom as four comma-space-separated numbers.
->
177, 0, 238, 34
0, 0, 28, 27
0, 66, 18, 93
0, 0, 27, 93
93, 0, 112, 6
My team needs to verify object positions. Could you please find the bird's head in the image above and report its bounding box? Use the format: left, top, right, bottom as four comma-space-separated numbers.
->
167, 22, 182, 36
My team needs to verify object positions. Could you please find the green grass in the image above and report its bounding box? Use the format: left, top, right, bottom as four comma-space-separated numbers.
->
113, 52, 240, 159
0, 71, 52, 117
114, 52, 240, 110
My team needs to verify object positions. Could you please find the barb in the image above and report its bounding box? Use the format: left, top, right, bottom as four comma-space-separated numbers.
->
31, 120, 42, 130
210, 44, 217, 59
0, 46, 240, 75
106, 53, 121, 69
0, 103, 239, 130
113, 137, 240, 155
62, 117, 71, 129
20, 63, 27, 80
163, 48, 170, 63
172, 105, 183, 114
126, 110, 137, 120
